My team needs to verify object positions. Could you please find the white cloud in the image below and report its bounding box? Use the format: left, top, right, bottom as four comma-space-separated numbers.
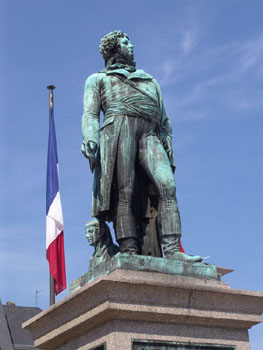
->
181, 30, 195, 54
160, 35, 263, 122
236, 36, 263, 75
158, 59, 176, 86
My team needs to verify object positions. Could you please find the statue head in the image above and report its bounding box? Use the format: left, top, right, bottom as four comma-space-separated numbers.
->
85, 219, 114, 248
99, 30, 134, 67
85, 219, 100, 246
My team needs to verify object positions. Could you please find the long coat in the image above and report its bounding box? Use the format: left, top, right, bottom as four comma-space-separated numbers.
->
82, 67, 175, 222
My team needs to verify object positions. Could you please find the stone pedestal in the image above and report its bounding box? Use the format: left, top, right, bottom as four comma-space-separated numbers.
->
23, 266, 263, 350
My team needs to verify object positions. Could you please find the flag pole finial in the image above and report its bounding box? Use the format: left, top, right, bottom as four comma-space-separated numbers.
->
47, 86, 55, 110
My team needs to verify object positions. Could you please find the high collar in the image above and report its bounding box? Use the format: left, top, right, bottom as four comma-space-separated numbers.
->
105, 67, 154, 80
107, 62, 136, 73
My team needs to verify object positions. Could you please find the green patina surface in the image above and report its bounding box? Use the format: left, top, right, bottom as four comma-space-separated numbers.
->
81, 30, 203, 260
69, 254, 218, 294
85, 219, 119, 267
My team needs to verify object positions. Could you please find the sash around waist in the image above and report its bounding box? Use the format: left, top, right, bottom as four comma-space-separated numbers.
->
102, 94, 161, 126
101, 113, 160, 130
104, 110, 160, 121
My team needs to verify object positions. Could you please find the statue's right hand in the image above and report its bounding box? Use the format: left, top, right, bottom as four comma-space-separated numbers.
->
81, 141, 97, 157
81, 141, 97, 173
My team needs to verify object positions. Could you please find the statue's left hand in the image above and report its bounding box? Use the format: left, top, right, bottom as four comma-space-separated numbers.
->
167, 149, 176, 173
162, 137, 176, 173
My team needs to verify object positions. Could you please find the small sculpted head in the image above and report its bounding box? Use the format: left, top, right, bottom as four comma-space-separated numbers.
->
85, 219, 100, 246
85, 219, 114, 248
99, 30, 134, 66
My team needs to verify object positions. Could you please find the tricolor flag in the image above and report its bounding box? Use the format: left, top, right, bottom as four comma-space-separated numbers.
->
46, 90, 66, 295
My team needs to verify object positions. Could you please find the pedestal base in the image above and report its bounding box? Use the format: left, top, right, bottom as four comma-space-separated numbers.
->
69, 253, 218, 294
23, 267, 263, 350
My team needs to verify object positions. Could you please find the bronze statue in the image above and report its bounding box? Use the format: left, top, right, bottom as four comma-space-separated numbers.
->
82, 31, 201, 262
85, 219, 119, 267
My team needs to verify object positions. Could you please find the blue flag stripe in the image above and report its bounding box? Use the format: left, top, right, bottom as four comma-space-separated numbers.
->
46, 106, 59, 214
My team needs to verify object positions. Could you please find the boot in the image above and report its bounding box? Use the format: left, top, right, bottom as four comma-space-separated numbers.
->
117, 237, 140, 254
160, 235, 203, 262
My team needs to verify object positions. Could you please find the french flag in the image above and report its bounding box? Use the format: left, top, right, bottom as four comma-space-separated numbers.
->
46, 97, 66, 295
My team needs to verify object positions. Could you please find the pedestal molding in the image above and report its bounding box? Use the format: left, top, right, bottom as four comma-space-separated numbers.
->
22, 269, 263, 350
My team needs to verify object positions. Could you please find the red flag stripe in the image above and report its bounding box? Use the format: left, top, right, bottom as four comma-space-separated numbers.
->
46, 231, 66, 295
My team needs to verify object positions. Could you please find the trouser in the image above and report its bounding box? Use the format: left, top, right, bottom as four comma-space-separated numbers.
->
116, 116, 181, 241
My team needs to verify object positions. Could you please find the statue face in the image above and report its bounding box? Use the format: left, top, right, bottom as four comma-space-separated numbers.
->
85, 225, 100, 246
117, 36, 134, 62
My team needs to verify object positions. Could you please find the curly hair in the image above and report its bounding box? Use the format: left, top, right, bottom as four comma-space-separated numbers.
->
99, 30, 129, 60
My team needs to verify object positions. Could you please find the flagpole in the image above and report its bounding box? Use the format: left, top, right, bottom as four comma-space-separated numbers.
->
49, 273, 55, 305
47, 85, 56, 306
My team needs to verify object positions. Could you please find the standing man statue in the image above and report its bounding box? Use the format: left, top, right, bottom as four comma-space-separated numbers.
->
81, 30, 201, 262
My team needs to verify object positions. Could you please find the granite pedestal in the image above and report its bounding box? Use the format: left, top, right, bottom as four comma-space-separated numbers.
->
23, 257, 263, 350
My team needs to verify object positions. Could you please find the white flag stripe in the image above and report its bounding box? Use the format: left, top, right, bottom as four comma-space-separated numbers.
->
46, 216, 63, 249
48, 191, 63, 225
46, 191, 64, 249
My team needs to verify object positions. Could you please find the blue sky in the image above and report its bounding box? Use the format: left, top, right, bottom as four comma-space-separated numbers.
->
1, 0, 263, 347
